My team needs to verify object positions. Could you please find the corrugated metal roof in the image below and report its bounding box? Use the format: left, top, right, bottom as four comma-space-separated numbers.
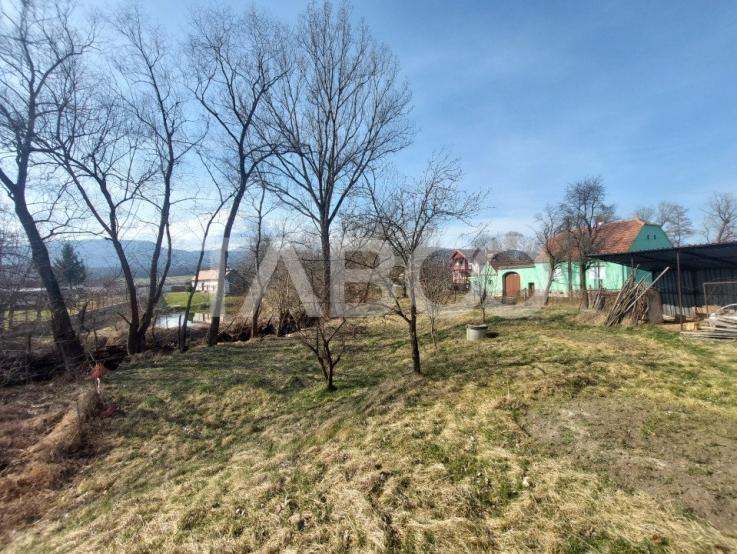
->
594, 241, 737, 271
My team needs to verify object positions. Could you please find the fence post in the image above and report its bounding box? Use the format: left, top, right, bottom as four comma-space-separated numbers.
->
676, 249, 684, 331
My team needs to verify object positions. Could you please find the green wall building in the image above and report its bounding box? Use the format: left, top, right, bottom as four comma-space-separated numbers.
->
471, 219, 673, 298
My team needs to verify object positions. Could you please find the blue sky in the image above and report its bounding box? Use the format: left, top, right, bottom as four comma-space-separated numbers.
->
90, 0, 737, 245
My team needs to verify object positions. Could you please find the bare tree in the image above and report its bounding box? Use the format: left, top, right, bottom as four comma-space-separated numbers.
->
534, 204, 569, 305
487, 231, 537, 257
633, 205, 655, 223
633, 202, 693, 246
419, 256, 452, 346
0, 0, 92, 363
470, 256, 495, 323
362, 156, 479, 374
188, 7, 284, 346
240, 175, 275, 340
179, 158, 233, 352
656, 202, 693, 246
704, 192, 737, 243
54, 7, 191, 354
264, 1, 412, 316
113, 7, 192, 352
470, 231, 493, 250
560, 177, 615, 309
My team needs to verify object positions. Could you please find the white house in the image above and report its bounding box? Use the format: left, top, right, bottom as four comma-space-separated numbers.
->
192, 268, 243, 294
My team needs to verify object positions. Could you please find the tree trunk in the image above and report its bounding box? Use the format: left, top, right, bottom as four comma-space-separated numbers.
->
327, 361, 335, 390
276, 312, 284, 337
567, 259, 573, 297
179, 294, 194, 353
181, 263, 204, 352
208, 187, 246, 346
249, 302, 260, 341
543, 264, 556, 306
408, 304, 422, 374
108, 238, 142, 355
137, 221, 171, 352
320, 222, 331, 317
579, 262, 589, 309
14, 200, 83, 365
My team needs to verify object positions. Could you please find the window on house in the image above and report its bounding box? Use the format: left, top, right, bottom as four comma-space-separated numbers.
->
587, 265, 607, 281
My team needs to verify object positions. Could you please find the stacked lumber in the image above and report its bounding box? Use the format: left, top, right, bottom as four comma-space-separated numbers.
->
605, 268, 669, 327
682, 305, 737, 340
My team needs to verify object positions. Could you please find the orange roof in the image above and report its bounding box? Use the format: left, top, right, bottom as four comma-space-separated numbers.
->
536, 219, 647, 262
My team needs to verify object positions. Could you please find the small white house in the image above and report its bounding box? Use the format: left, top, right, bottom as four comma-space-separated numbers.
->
192, 268, 242, 294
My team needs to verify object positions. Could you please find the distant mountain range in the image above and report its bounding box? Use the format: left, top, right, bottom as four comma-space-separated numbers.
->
47, 239, 248, 278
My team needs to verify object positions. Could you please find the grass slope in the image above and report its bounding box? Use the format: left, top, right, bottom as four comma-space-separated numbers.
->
7, 309, 737, 552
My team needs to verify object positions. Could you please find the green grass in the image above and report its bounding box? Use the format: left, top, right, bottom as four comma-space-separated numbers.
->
163, 291, 210, 309
163, 291, 245, 312
6, 308, 737, 552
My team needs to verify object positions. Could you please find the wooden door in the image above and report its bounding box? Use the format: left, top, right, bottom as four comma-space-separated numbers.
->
503, 272, 521, 297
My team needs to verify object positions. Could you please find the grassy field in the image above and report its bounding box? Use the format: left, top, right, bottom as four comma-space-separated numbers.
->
163, 291, 211, 310
163, 291, 245, 312
5, 308, 737, 552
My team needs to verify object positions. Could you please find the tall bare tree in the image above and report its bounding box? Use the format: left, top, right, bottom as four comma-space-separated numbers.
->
0, 0, 92, 363
633, 201, 693, 246
179, 156, 233, 352
264, 1, 412, 316
239, 174, 275, 340
534, 204, 569, 305
362, 156, 479, 375
560, 177, 614, 309
704, 192, 737, 243
188, 7, 284, 346
658, 202, 693, 246
54, 7, 190, 353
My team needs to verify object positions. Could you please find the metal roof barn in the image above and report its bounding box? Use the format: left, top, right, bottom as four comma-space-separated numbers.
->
595, 242, 737, 326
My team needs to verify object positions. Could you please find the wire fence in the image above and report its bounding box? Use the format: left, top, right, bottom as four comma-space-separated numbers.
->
704, 281, 737, 313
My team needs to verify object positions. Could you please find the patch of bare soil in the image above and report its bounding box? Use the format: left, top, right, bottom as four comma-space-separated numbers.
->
523, 395, 737, 534
0, 381, 100, 545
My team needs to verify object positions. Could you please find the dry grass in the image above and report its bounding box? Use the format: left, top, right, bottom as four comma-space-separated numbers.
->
3, 308, 737, 552
0, 385, 99, 543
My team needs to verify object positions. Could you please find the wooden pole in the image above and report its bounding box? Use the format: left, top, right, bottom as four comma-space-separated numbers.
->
676, 249, 684, 331
619, 267, 670, 318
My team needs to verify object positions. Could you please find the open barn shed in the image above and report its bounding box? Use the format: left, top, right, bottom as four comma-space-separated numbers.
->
595, 241, 737, 322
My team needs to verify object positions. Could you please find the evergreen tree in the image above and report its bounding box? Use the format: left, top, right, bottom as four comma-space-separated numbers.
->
53, 243, 87, 289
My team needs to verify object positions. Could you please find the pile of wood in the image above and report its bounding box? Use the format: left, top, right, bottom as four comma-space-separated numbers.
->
604, 268, 669, 327
682, 304, 737, 340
